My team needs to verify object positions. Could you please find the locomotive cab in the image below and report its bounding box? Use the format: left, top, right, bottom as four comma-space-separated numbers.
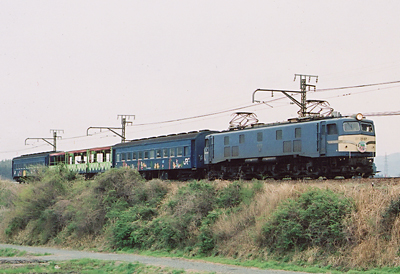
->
322, 115, 376, 157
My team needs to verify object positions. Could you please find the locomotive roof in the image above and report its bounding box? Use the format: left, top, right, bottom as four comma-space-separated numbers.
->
113, 130, 214, 148
224, 115, 374, 132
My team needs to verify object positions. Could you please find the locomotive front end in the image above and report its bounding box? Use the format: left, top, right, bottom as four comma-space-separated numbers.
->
326, 114, 376, 178
337, 114, 376, 155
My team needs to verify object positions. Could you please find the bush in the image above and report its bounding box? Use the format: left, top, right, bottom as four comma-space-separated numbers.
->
260, 188, 354, 254
380, 196, 400, 239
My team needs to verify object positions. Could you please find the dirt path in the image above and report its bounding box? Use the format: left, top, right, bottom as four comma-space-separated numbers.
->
0, 243, 316, 274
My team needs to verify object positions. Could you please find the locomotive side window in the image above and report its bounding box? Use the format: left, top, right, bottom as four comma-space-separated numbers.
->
239, 134, 245, 144
295, 128, 301, 138
361, 123, 374, 132
224, 147, 230, 157
283, 141, 291, 152
232, 146, 239, 157
293, 140, 302, 152
343, 122, 360, 132
327, 124, 338, 135
257, 132, 263, 142
276, 130, 282, 140
224, 136, 229, 145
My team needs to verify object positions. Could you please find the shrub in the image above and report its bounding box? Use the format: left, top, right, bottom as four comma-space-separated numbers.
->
380, 195, 400, 239
260, 188, 354, 254
217, 182, 242, 208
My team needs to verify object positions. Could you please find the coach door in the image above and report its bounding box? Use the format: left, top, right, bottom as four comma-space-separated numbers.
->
319, 122, 327, 155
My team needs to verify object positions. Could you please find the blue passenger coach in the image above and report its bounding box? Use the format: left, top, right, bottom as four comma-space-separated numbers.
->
204, 115, 375, 179
12, 151, 55, 182
112, 130, 216, 180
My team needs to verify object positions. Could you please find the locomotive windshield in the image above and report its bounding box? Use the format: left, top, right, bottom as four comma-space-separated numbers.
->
343, 122, 374, 133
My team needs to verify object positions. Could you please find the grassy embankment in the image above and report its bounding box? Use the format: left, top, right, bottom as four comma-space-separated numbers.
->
1, 167, 400, 273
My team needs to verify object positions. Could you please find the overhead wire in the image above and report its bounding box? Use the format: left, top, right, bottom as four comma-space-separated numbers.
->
2, 79, 400, 156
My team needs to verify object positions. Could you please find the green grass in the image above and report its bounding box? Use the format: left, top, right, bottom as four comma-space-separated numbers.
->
0, 258, 210, 274
0, 248, 27, 257
0, 248, 51, 257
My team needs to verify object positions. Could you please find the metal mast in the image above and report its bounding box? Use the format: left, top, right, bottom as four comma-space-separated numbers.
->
25, 129, 64, 151
252, 74, 331, 118
294, 74, 318, 117
87, 115, 135, 143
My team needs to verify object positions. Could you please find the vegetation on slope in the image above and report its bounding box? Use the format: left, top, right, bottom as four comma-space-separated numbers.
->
1, 168, 400, 272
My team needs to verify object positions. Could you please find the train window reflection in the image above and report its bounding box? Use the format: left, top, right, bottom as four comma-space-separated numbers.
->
343, 122, 360, 132
361, 123, 374, 132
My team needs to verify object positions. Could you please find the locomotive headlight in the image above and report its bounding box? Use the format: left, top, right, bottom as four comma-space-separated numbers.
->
355, 113, 364, 121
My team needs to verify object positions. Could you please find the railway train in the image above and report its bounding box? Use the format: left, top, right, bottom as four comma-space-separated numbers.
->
12, 112, 376, 181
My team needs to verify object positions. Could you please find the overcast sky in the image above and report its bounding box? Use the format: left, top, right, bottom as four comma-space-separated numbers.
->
1, 0, 400, 161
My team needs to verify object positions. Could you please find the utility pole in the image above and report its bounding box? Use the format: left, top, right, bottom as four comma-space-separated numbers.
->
87, 115, 135, 143
25, 129, 64, 151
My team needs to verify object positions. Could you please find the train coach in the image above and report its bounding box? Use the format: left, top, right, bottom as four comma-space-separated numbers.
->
12, 151, 55, 182
112, 130, 216, 180
205, 113, 376, 180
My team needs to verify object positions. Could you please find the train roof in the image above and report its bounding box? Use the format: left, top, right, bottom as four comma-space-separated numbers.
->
12, 151, 60, 161
223, 114, 374, 133
113, 130, 215, 149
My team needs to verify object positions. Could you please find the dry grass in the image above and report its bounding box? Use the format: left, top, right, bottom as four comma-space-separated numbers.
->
3, 177, 400, 269
211, 178, 400, 268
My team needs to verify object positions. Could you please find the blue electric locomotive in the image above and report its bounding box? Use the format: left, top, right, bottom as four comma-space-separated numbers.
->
204, 113, 375, 179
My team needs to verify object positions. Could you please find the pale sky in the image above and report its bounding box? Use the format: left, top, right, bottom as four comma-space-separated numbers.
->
1, 0, 400, 160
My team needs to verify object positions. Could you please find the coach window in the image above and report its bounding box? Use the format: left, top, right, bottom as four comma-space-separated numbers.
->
257, 132, 263, 142
170, 148, 176, 157
132, 152, 137, 160
156, 149, 162, 158
295, 128, 301, 138
121, 153, 126, 161
149, 150, 155, 159
224, 136, 229, 145
116, 154, 121, 162
184, 146, 189, 157
138, 152, 143, 160
276, 130, 282, 140
127, 152, 132, 161
177, 147, 183, 157
163, 148, 168, 158
239, 134, 245, 144
327, 124, 338, 135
